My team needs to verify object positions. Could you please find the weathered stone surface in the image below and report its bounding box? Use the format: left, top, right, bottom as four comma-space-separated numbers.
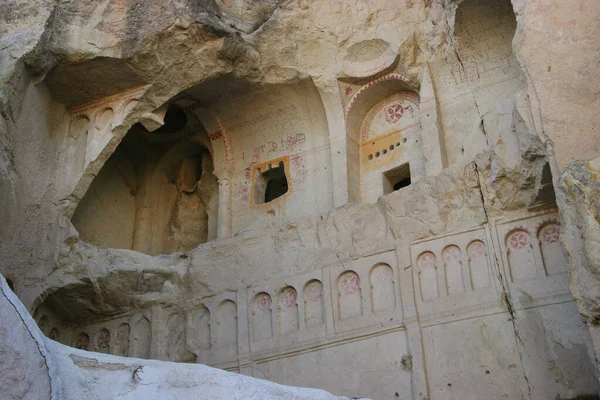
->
512, 0, 600, 169
51, 342, 367, 400
0, 276, 54, 400
1, 0, 600, 399
560, 158, 600, 344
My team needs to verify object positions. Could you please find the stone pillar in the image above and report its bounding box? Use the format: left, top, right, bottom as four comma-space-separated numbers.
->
132, 207, 152, 253
395, 244, 430, 399
236, 287, 251, 373
316, 83, 349, 208
215, 169, 232, 238
419, 65, 448, 176
151, 305, 167, 361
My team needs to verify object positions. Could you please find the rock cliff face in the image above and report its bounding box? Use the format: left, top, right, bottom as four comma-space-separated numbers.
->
560, 157, 600, 375
1, 0, 599, 399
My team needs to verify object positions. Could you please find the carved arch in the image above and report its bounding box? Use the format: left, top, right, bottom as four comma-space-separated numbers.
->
172, 95, 234, 174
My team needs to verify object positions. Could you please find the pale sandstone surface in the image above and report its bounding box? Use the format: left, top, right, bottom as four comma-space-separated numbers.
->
561, 159, 600, 321
511, 0, 600, 170
560, 157, 600, 377
0, 276, 54, 400
1, 0, 600, 399
53, 345, 366, 400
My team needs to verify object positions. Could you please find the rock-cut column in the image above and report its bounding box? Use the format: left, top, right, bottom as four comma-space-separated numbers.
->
315, 82, 349, 207
215, 169, 232, 238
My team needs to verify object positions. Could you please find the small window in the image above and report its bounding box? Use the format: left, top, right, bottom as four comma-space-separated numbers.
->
254, 161, 289, 205
383, 164, 411, 195
529, 162, 556, 210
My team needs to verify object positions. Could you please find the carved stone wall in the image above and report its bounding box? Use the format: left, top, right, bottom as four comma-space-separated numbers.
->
219, 80, 333, 233
37, 211, 598, 399
359, 92, 424, 203
410, 211, 595, 399
2, 0, 600, 399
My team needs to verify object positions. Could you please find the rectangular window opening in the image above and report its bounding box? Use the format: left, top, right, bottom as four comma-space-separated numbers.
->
254, 161, 289, 205
383, 164, 411, 195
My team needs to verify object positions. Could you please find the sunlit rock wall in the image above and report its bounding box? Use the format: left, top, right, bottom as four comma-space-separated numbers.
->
1, 0, 600, 399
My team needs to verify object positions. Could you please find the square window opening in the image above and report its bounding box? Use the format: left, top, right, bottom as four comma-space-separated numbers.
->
383, 164, 411, 195
254, 161, 289, 205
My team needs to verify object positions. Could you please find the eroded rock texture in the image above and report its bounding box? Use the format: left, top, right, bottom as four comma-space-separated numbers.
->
1, 0, 600, 399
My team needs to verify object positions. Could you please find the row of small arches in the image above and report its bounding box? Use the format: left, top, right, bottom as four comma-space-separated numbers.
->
505, 222, 561, 250
38, 264, 398, 359
39, 299, 239, 362
504, 222, 566, 281
416, 240, 490, 301
69, 99, 138, 139
191, 299, 238, 352
415, 222, 565, 302
41, 317, 152, 359
40, 263, 398, 357
250, 263, 398, 341
336, 264, 396, 320
49, 300, 238, 363
71, 321, 140, 357
251, 280, 324, 340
